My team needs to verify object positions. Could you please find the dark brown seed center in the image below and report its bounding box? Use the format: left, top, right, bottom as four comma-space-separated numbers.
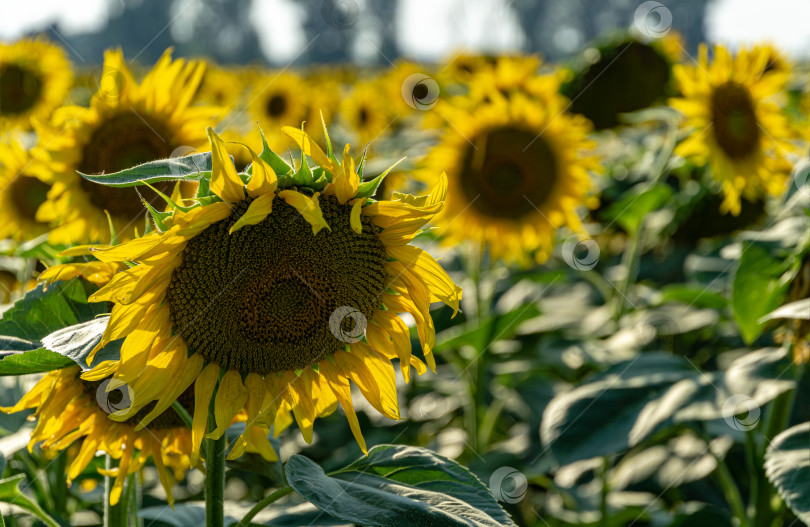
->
165, 194, 389, 375
266, 94, 288, 118
711, 81, 760, 160
77, 112, 177, 223
0, 64, 43, 116
459, 126, 559, 219
9, 175, 50, 223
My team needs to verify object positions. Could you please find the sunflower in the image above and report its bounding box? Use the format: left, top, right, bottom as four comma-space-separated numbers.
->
1, 366, 193, 506
246, 71, 312, 148
339, 81, 396, 146
303, 66, 343, 127
419, 87, 600, 266
193, 64, 242, 108
465, 55, 545, 101
0, 38, 73, 131
669, 44, 797, 215
378, 61, 436, 116
0, 136, 52, 241
31, 49, 221, 244
438, 53, 496, 86
41, 126, 460, 462
563, 33, 681, 130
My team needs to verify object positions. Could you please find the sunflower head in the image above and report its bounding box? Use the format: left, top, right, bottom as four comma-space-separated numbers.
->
0, 38, 73, 130
420, 81, 601, 266
247, 71, 316, 148
562, 33, 676, 129
339, 81, 396, 146
0, 135, 52, 241
670, 44, 797, 215
43, 124, 460, 464
31, 48, 223, 244
1, 366, 193, 506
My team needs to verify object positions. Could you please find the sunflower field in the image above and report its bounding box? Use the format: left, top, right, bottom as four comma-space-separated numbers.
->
2, 3, 810, 527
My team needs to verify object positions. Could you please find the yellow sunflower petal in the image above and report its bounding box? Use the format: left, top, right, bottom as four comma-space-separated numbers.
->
207, 128, 244, 203
333, 144, 360, 204
245, 147, 278, 198
387, 245, 461, 316
319, 360, 367, 453
207, 369, 248, 440
191, 362, 220, 466
282, 127, 338, 173
229, 192, 274, 234
278, 190, 330, 234
349, 197, 367, 234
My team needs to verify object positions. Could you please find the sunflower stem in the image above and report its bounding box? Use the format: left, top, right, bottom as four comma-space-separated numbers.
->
204, 421, 227, 527
237, 486, 294, 526
103, 456, 128, 527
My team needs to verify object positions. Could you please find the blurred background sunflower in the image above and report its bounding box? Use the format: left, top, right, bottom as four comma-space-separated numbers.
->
0, 38, 73, 131
31, 49, 222, 244
670, 44, 798, 215
421, 81, 600, 265
0, 136, 52, 241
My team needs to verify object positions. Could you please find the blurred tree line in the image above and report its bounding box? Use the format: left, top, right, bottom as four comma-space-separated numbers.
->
26, 0, 708, 66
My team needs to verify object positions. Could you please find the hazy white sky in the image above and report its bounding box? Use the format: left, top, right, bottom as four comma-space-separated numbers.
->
1, 0, 809, 63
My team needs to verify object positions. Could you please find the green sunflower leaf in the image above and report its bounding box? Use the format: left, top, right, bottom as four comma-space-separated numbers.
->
0, 474, 61, 527
40, 316, 122, 370
0, 281, 104, 342
78, 152, 213, 187
603, 183, 673, 234
0, 348, 73, 376
285, 444, 517, 527
541, 349, 794, 467
732, 243, 792, 344
0, 280, 108, 375
764, 422, 810, 524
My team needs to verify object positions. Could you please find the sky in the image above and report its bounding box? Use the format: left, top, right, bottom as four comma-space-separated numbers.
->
1, 0, 809, 63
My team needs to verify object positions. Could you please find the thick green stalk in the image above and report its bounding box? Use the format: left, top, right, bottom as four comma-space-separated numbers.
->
51, 450, 68, 517
104, 456, 128, 527
205, 410, 227, 527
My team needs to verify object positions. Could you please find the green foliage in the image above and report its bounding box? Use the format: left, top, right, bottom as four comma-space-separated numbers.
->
0, 474, 61, 527
542, 349, 794, 466
765, 422, 810, 524
78, 152, 212, 187
0, 280, 110, 375
284, 445, 516, 527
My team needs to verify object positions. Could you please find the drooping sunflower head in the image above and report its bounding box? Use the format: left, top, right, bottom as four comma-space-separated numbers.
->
669, 44, 797, 215
1, 366, 193, 506
562, 33, 678, 129
420, 84, 600, 266
43, 125, 460, 463
0, 38, 73, 131
0, 136, 52, 241
31, 48, 222, 244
